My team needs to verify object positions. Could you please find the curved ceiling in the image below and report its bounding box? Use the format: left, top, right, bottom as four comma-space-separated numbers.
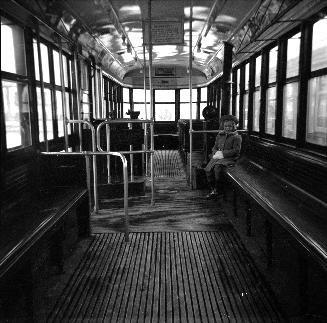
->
4, 0, 327, 86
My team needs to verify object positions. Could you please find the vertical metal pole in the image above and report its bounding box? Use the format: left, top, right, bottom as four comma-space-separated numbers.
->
85, 155, 92, 215
36, 24, 48, 151
106, 123, 111, 183
122, 156, 129, 242
58, 39, 69, 151
148, 0, 155, 205
99, 67, 104, 118
129, 123, 134, 182
143, 43, 148, 176
73, 51, 83, 151
189, 0, 193, 187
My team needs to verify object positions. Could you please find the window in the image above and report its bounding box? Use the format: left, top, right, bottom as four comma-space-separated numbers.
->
253, 56, 261, 132
266, 87, 276, 135
2, 81, 32, 148
200, 87, 207, 119
306, 17, 327, 146
1, 17, 32, 150
155, 89, 175, 102
155, 104, 175, 121
265, 47, 278, 134
133, 89, 150, 119
1, 17, 26, 75
123, 87, 130, 118
282, 83, 298, 139
180, 88, 197, 119
242, 64, 249, 129
282, 34, 300, 140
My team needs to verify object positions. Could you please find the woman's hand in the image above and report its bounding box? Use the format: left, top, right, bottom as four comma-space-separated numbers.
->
213, 150, 224, 159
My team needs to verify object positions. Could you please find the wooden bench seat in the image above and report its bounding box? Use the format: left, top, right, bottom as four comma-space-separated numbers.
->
226, 158, 327, 269
0, 187, 89, 321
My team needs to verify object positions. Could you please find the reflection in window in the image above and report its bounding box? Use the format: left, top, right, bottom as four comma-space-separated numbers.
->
155, 90, 175, 102
2, 81, 31, 149
282, 83, 298, 139
306, 75, 327, 146
268, 46, 278, 83
286, 33, 301, 78
311, 17, 327, 71
180, 103, 197, 119
1, 17, 26, 75
253, 90, 260, 131
266, 87, 276, 135
155, 104, 175, 121
243, 93, 248, 129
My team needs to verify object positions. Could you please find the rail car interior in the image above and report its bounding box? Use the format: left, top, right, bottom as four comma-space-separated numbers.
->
1, 0, 327, 321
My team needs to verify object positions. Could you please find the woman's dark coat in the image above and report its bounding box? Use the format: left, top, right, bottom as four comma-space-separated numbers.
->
204, 131, 242, 172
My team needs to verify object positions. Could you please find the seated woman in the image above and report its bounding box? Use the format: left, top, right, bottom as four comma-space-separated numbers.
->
205, 115, 242, 199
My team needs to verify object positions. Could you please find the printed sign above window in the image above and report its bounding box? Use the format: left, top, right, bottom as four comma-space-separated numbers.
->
143, 19, 184, 45
154, 66, 175, 77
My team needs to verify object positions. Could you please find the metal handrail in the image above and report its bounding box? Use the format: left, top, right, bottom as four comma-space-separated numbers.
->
96, 119, 155, 205
66, 120, 99, 212
40, 151, 129, 242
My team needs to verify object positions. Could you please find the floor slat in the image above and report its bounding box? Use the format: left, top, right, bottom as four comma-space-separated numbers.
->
48, 230, 286, 322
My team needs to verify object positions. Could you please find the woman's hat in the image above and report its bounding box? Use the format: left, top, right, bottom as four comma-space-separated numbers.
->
220, 114, 239, 125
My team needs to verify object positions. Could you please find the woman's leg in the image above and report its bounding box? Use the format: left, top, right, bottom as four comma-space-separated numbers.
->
213, 165, 224, 192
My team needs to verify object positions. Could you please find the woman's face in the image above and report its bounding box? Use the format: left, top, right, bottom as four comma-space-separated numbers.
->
223, 120, 235, 132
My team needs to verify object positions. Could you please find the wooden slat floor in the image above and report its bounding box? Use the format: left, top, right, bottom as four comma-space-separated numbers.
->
47, 150, 285, 322
48, 230, 285, 322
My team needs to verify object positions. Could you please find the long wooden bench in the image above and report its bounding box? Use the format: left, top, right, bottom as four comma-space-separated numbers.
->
224, 136, 327, 317
0, 156, 90, 321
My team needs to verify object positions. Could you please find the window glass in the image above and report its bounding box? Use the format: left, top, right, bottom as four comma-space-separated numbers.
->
253, 90, 260, 131
56, 91, 64, 137
266, 87, 276, 135
282, 83, 298, 139
244, 63, 249, 90
243, 93, 248, 129
180, 89, 197, 102
311, 17, 327, 71
237, 69, 241, 92
200, 102, 206, 119
34, 42, 50, 83
2, 81, 31, 149
155, 104, 175, 121
255, 56, 261, 87
65, 92, 71, 134
1, 17, 26, 75
235, 94, 239, 120
53, 50, 61, 85
133, 89, 150, 102
133, 103, 149, 120
268, 46, 278, 83
36, 87, 53, 141
155, 89, 175, 102
180, 103, 197, 119
201, 87, 207, 101
63, 55, 68, 87
306, 75, 327, 146
123, 88, 130, 102
286, 33, 301, 78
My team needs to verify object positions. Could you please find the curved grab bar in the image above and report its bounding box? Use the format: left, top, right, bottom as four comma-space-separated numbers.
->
66, 120, 98, 212
40, 151, 129, 242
